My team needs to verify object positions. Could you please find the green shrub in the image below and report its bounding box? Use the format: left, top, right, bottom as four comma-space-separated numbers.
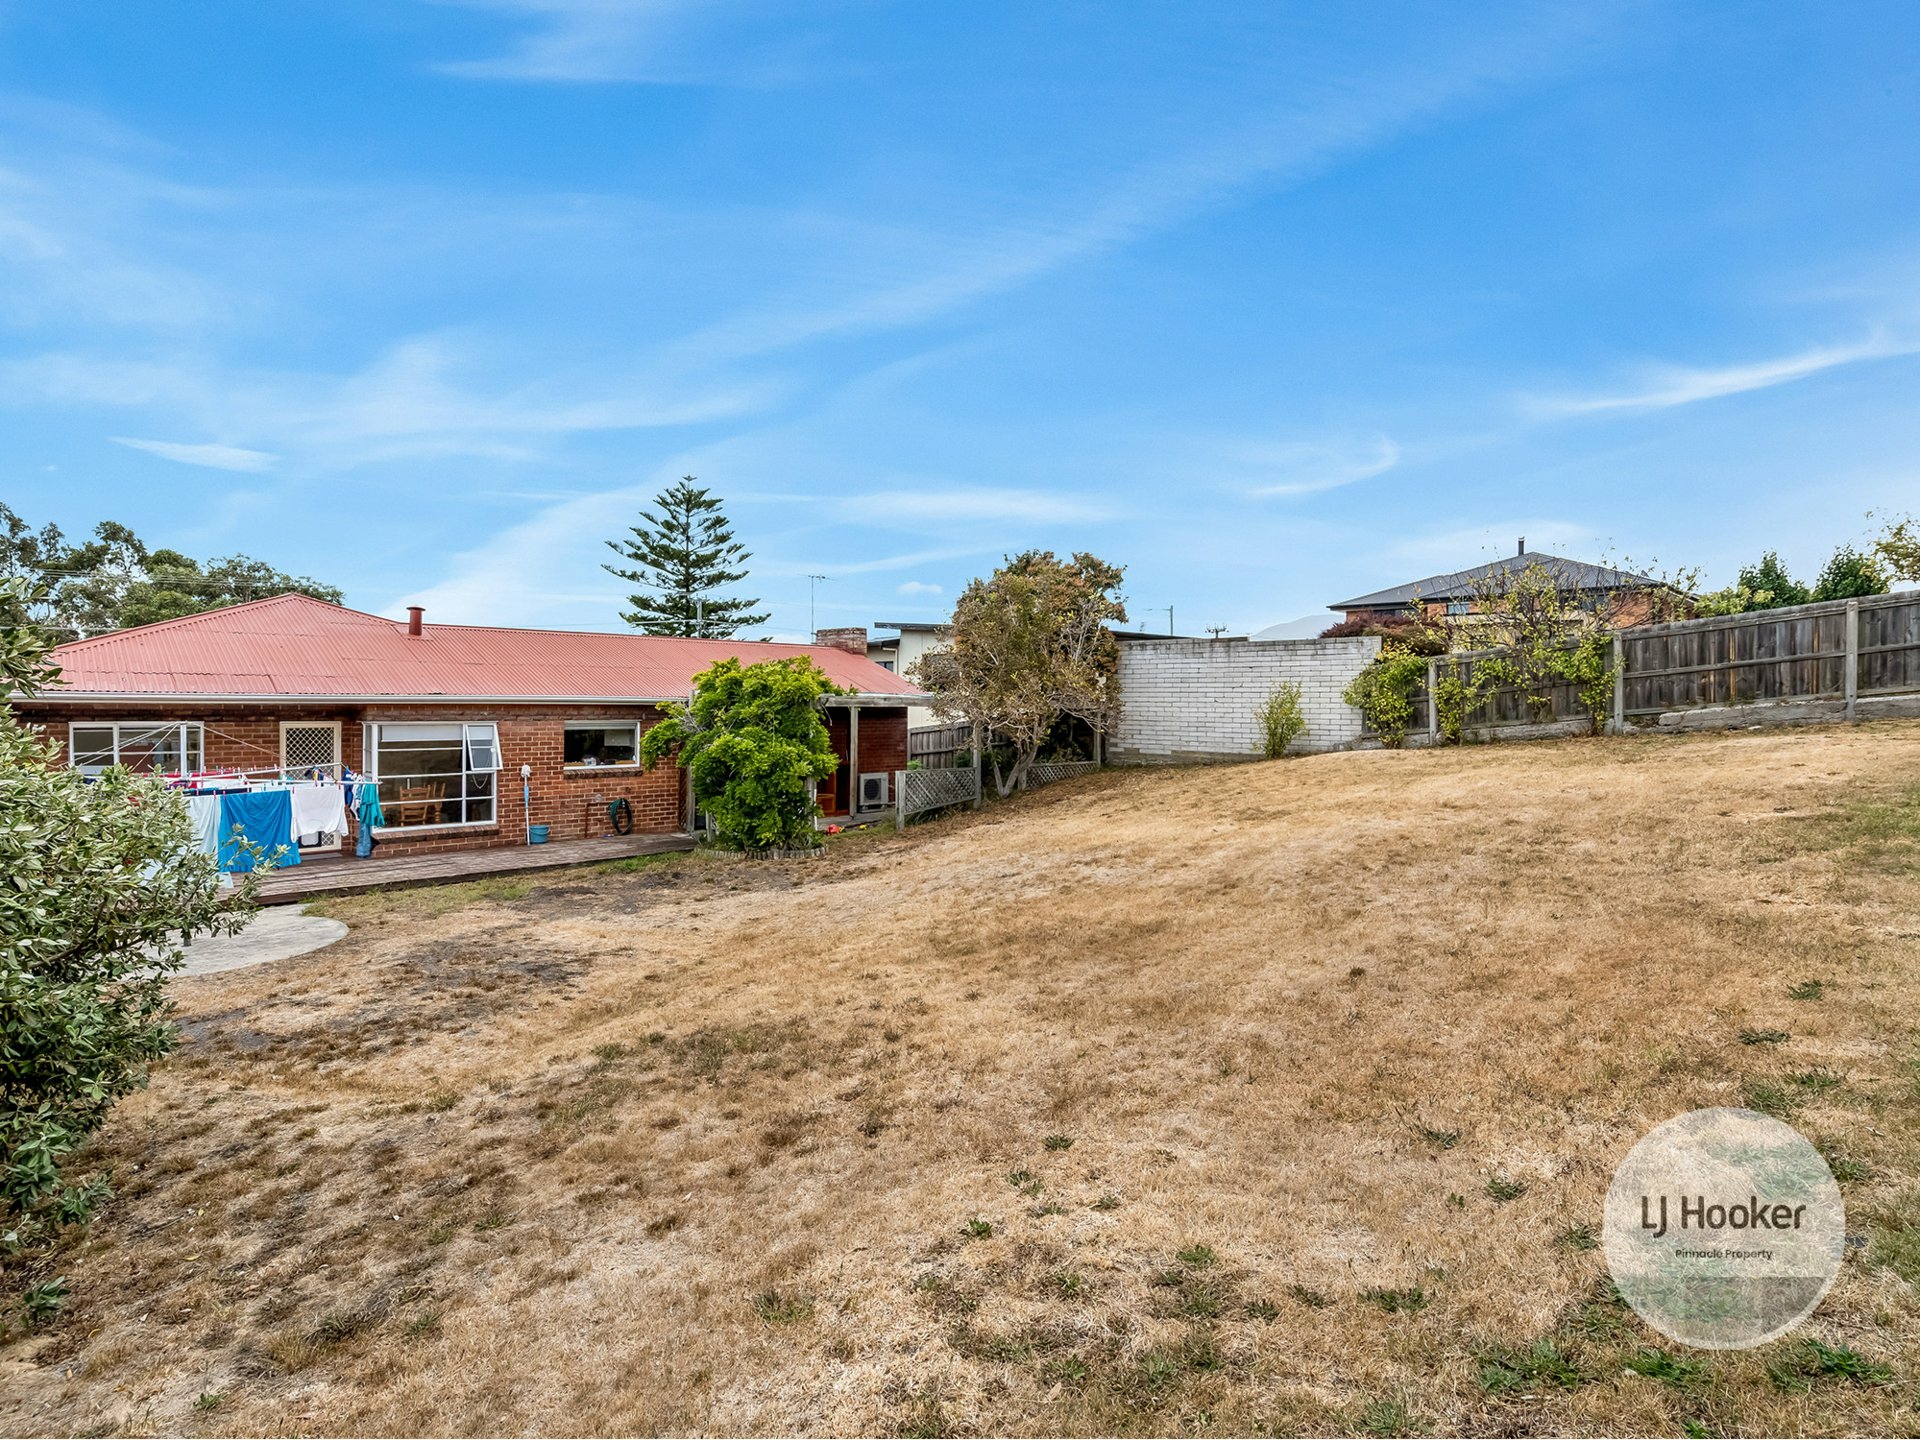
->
1256, 682, 1307, 758
1429, 658, 1502, 744
640, 655, 845, 850
1342, 644, 1430, 747
1, 580, 258, 1266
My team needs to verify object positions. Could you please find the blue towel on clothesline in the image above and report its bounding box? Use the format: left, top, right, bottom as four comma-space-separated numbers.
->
217, 789, 299, 872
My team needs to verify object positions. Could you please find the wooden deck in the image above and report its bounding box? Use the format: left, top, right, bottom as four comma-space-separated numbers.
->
256, 832, 696, 904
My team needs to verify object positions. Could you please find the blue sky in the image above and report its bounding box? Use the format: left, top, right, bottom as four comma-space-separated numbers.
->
3, 1, 1918, 640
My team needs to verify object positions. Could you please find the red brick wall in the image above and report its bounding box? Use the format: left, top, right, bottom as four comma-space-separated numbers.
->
856, 707, 908, 775
11, 701, 688, 857
12, 700, 907, 846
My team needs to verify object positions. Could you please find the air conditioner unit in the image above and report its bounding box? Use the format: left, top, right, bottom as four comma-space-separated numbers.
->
859, 772, 891, 810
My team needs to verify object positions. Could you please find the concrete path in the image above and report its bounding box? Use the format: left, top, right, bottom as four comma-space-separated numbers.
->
176, 905, 348, 977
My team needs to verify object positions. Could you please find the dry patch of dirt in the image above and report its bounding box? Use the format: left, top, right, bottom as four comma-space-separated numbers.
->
4, 723, 1920, 1436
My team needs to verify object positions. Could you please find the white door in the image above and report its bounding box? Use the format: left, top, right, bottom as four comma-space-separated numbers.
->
281, 721, 343, 851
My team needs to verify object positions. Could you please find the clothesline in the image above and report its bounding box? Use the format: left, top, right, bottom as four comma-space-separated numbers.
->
182, 774, 386, 870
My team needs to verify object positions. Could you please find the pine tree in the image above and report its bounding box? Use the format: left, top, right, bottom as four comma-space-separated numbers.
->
603, 478, 768, 636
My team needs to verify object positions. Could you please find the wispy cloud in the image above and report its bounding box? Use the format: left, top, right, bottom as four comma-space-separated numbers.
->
4, 335, 776, 469
110, 436, 278, 472
1239, 436, 1400, 498
845, 487, 1110, 526
656, 13, 1607, 370
430, 0, 816, 85
757, 546, 986, 579
1530, 334, 1917, 416
896, 579, 941, 597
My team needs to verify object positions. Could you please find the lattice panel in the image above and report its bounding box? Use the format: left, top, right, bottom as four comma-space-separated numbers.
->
899, 766, 979, 817
283, 725, 338, 772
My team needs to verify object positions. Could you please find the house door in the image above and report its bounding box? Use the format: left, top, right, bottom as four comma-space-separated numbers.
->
281, 721, 343, 851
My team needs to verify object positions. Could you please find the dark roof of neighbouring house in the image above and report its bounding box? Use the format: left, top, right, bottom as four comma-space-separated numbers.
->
1329, 552, 1661, 612
32, 594, 925, 703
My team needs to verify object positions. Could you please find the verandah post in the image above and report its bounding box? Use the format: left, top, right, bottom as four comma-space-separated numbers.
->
895, 770, 907, 832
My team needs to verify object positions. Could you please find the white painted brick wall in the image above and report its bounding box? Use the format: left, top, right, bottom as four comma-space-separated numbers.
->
1110, 636, 1381, 761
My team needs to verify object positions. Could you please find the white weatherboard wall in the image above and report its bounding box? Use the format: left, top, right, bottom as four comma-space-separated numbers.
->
1110, 636, 1381, 762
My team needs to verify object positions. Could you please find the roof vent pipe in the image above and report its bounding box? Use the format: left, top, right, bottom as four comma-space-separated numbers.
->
407, 606, 424, 637
1517, 537, 1526, 556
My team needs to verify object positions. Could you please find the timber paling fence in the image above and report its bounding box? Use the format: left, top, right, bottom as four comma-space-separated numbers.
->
1389, 592, 1920, 741
907, 723, 973, 769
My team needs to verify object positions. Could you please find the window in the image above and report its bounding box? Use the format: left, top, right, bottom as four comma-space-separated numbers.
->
366, 722, 500, 828
563, 722, 639, 768
1446, 601, 1471, 616
67, 721, 203, 776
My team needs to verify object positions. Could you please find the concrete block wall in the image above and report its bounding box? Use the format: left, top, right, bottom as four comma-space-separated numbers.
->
1109, 636, 1381, 762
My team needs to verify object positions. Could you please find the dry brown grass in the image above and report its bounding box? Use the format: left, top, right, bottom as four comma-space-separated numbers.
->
5, 722, 1920, 1436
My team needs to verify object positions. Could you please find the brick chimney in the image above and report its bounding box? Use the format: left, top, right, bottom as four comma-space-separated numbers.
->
406, 605, 424, 637
813, 625, 868, 655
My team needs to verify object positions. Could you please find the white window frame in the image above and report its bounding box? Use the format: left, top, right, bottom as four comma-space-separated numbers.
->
363, 721, 503, 832
67, 720, 204, 776
562, 719, 642, 770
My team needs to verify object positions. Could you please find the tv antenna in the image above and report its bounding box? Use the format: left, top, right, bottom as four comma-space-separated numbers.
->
807, 574, 829, 640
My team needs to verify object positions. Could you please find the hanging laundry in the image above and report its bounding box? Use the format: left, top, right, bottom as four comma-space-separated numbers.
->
217, 789, 300, 872
354, 782, 384, 859
289, 782, 346, 842
186, 794, 223, 858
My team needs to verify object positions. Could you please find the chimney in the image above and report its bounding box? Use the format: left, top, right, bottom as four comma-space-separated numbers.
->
406, 605, 424, 638
1517, 537, 1526, 556
813, 625, 868, 656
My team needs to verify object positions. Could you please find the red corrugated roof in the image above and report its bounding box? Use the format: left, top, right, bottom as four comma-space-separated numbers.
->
39, 594, 925, 702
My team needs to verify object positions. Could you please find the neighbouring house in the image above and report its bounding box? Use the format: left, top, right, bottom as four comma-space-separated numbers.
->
13, 594, 923, 859
1328, 539, 1663, 629
847, 622, 949, 730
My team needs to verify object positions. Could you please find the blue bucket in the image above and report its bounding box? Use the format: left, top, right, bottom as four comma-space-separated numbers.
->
528, 824, 550, 845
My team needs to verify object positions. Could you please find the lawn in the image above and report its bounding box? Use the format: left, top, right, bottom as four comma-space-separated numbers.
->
4, 722, 1919, 1437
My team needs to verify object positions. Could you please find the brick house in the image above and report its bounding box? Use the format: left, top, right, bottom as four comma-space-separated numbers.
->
11, 595, 921, 858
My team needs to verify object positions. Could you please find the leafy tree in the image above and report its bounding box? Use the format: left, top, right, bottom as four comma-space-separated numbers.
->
604, 477, 768, 636
1810, 544, 1889, 602
1871, 511, 1920, 583
1458, 561, 1618, 725
0, 578, 258, 1273
0, 503, 341, 639
1733, 552, 1811, 611
639, 655, 843, 849
913, 551, 1126, 796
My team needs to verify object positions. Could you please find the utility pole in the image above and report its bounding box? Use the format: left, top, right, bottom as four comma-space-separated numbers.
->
807, 574, 828, 641
1156, 605, 1174, 635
